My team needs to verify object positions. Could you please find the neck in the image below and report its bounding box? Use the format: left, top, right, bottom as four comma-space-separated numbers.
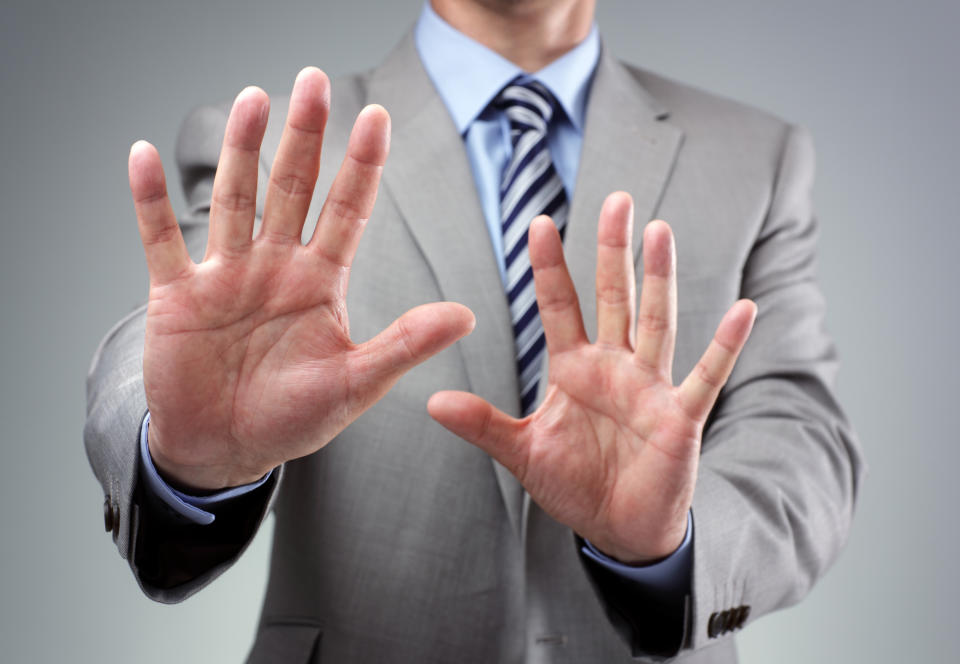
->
430, 0, 595, 72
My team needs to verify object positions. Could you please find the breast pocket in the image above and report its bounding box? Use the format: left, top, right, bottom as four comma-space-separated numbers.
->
246, 618, 323, 664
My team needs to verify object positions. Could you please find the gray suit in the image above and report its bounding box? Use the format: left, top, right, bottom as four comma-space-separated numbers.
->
85, 33, 864, 663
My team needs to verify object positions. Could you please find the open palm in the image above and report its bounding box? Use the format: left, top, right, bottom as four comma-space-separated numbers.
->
429, 194, 756, 563
130, 69, 473, 490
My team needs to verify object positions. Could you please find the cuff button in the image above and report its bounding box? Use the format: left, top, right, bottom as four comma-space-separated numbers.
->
103, 496, 114, 532
734, 605, 751, 629
707, 612, 723, 638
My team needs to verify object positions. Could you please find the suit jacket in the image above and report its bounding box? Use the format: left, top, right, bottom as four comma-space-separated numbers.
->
85, 32, 864, 663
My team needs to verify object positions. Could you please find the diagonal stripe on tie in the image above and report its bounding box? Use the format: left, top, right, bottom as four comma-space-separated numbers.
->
494, 78, 569, 416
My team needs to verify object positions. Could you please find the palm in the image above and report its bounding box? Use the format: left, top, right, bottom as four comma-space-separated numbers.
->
130, 69, 473, 490
144, 246, 351, 479
429, 194, 756, 564
523, 346, 698, 551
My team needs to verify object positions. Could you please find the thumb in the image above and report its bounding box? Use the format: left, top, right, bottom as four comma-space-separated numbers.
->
427, 391, 528, 479
354, 301, 475, 393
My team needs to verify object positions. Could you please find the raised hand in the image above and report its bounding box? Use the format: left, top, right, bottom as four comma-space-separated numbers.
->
129, 68, 475, 491
428, 193, 756, 564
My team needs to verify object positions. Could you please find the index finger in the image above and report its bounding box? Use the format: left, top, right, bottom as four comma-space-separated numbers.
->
529, 215, 588, 355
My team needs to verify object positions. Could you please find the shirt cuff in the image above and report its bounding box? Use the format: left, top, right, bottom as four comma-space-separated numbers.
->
138, 411, 273, 525
580, 511, 693, 593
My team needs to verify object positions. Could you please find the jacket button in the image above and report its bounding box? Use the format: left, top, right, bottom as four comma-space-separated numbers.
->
707, 612, 723, 638
103, 497, 114, 532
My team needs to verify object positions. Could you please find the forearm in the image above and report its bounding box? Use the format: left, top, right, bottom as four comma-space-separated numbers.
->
686, 124, 864, 648
688, 288, 863, 646
85, 303, 151, 561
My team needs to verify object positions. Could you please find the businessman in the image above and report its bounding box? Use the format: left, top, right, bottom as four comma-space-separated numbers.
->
85, 0, 863, 661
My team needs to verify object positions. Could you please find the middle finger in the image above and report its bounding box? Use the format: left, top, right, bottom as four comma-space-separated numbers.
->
595, 192, 637, 349
260, 67, 330, 242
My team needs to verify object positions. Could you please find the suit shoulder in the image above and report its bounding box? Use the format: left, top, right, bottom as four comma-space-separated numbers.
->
329, 71, 373, 127
621, 63, 796, 147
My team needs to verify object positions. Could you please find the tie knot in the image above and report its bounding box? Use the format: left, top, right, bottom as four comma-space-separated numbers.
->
494, 78, 558, 135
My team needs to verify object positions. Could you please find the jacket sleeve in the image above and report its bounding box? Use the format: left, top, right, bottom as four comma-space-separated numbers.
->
83, 103, 281, 603
577, 124, 865, 658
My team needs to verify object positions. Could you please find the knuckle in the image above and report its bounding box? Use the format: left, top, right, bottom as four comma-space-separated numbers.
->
599, 234, 630, 249
288, 120, 325, 137
134, 189, 168, 206
212, 188, 257, 213
394, 316, 418, 364
538, 291, 577, 313
270, 171, 315, 199
323, 195, 366, 222
312, 244, 350, 269
477, 404, 494, 441
713, 335, 739, 354
636, 313, 670, 334
510, 439, 531, 484
141, 223, 180, 246
632, 352, 663, 376
347, 151, 386, 170
695, 360, 723, 389
596, 283, 630, 307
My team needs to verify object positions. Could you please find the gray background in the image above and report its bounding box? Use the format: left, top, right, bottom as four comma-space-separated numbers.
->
1, 0, 956, 661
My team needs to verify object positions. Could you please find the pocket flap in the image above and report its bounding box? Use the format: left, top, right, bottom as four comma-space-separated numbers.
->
247, 621, 322, 664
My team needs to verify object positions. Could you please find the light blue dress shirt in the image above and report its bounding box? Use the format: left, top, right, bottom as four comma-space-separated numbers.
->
414, 1, 597, 286
139, 0, 692, 593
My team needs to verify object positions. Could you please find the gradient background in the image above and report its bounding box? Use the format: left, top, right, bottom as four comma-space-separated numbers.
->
1, 0, 957, 661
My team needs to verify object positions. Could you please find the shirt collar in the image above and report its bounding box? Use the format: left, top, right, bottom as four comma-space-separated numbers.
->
414, 1, 599, 134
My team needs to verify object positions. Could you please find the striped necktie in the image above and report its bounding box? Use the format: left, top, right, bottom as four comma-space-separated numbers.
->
495, 79, 569, 415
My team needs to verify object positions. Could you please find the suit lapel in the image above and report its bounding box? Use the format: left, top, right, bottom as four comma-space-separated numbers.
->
368, 35, 527, 534
562, 45, 684, 346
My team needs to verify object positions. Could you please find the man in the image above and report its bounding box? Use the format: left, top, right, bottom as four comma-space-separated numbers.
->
85, 0, 864, 661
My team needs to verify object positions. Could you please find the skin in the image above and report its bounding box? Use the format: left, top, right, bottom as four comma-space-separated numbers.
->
130, 2, 756, 565
430, 0, 596, 71
133, 73, 475, 491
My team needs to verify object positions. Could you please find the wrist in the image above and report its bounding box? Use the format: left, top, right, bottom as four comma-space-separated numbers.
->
588, 515, 689, 566
146, 415, 270, 492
